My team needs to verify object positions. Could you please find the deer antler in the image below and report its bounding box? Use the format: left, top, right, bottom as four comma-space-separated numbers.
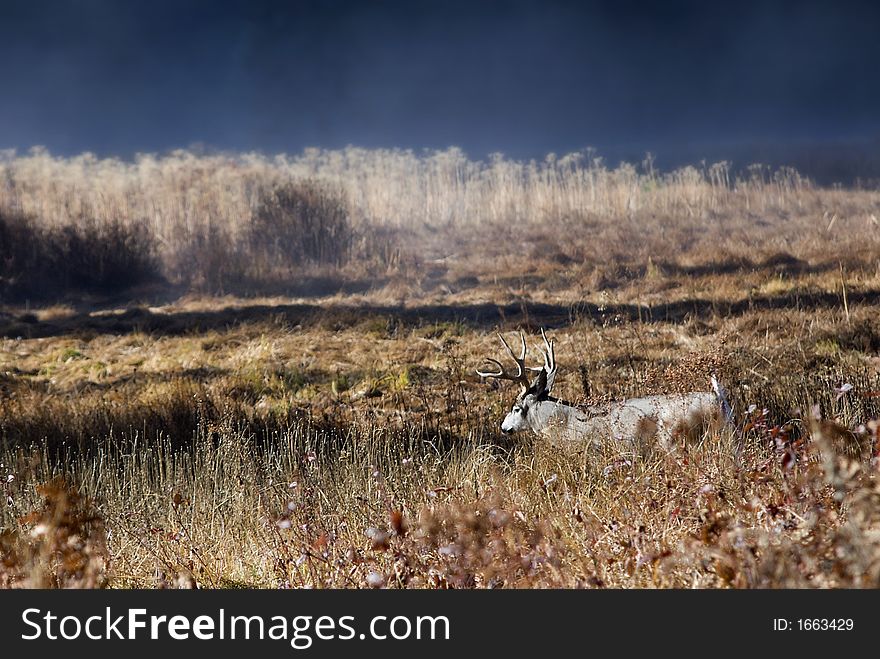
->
537, 327, 557, 391
476, 331, 531, 393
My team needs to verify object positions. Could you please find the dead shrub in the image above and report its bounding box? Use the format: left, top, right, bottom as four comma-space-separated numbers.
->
249, 181, 354, 270
0, 209, 160, 301
268, 490, 571, 589
168, 182, 366, 293
1, 478, 109, 588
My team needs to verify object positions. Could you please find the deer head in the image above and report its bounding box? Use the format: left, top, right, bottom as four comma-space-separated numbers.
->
476, 328, 557, 434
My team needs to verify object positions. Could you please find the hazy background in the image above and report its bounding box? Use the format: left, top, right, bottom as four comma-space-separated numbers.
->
1, 0, 879, 181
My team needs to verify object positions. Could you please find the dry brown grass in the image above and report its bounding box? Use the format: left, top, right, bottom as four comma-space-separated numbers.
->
1, 148, 879, 588
1, 304, 879, 588
2, 147, 879, 300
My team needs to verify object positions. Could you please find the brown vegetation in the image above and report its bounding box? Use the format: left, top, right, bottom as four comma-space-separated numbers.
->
2, 148, 879, 301
1, 148, 879, 588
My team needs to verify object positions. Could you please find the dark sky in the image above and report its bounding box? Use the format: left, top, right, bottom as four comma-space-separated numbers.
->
1, 0, 879, 163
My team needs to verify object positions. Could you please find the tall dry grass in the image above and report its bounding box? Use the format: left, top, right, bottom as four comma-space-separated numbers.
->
1, 314, 879, 589
3, 148, 878, 282
1, 408, 877, 588
0, 147, 826, 234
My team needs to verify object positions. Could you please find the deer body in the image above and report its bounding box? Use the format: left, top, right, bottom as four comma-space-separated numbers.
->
510, 391, 721, 447
479, 330, 730, 448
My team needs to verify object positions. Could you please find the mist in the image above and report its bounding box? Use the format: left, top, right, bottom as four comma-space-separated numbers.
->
1, 0, 879, 181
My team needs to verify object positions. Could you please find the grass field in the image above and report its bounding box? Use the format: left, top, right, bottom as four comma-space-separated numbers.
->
1, 148, 879, 588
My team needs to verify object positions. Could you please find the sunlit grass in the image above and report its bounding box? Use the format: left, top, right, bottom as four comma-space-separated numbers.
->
1, 148, 879, 588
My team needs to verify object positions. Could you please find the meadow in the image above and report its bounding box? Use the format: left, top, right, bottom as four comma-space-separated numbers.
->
1, 147, 879, 588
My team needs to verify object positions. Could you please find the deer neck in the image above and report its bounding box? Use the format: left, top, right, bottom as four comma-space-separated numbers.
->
527, 396, 577, 434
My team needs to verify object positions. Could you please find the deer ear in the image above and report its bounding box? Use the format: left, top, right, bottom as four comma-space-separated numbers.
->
529, 369, 548, 396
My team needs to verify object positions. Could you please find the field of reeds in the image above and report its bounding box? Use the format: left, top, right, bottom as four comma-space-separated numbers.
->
1, 147, 879, 588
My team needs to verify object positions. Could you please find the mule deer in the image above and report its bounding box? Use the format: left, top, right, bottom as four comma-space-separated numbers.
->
477, 329, 731, 448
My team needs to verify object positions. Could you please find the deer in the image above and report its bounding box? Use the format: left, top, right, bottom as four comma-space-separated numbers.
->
476, 329, 732, 449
